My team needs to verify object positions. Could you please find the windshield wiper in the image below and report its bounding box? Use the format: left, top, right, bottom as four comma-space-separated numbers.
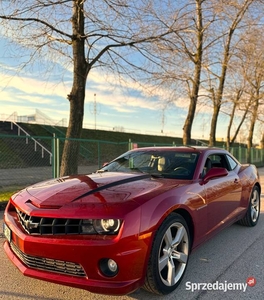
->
96, 169, 108, 173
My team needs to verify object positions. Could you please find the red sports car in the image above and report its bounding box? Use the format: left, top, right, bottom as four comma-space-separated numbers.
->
3, 147, 261, 295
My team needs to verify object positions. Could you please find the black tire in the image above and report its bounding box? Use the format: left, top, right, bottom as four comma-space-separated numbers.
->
238, 185, 260, 227
143, 213, 190, 295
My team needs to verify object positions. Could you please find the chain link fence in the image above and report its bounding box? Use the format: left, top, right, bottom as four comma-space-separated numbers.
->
0, 134, 53, 189
0, 134, 175, 190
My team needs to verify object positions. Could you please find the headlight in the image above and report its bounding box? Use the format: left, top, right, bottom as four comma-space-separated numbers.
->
93, 219, 121, 234
81, 219, 121, 235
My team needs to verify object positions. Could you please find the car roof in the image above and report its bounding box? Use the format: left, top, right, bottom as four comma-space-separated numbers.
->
130, 146, 225, 153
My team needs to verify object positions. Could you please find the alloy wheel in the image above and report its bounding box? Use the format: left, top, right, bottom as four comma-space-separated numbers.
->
158, 222, 189, 286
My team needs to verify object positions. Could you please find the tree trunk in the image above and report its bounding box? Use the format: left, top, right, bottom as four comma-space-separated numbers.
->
183, 96, 197, 145
246, 97, 259, 163
182, 0, 203, 145
226, 101, 237, 151
230, 101, 250, 145
208, 1, 253, 146
60, 0, 88, 176
260, 133, 264, 149
209, 40, 230, 147
209, 104, 220, 146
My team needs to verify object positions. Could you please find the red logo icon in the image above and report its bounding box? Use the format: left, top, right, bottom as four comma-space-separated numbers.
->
247, 277, 256, 287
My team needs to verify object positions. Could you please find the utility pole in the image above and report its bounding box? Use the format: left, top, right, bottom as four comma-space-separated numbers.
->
90, 93, 100, 130
93, 93, 97, 130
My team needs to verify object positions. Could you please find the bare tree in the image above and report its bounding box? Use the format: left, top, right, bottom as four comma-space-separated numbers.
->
244, 56, 264, 161
143, 0, 262, 146
0, 0, 175, 175
205, 0, 257, 146
225, 89, 244, 150
181, 0, 205, 145
144, 0, 211, 145
221, 69, 252, 150
231, 24, 264, 160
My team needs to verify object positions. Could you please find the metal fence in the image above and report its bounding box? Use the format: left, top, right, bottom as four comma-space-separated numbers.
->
0, 134, 177, 190
0, 134, 264, 191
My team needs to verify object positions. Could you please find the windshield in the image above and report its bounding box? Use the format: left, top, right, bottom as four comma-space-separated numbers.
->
98, 149, 199, 180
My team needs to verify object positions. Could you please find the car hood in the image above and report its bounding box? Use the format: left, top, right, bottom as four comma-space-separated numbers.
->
14, 172, 183, 210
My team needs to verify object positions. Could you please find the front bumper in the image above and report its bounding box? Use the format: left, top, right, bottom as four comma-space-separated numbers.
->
3, 205, 152, 295
4, 241, 142, 295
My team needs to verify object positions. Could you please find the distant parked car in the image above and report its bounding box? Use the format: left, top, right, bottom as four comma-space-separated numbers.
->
3, 147, 261, 295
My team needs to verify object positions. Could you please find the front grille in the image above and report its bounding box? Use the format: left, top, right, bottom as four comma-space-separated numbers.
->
16, 209, 83, 235
10, 242, 86, 277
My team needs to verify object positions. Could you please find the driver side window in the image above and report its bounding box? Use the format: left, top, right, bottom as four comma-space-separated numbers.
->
202, 154, 230, 177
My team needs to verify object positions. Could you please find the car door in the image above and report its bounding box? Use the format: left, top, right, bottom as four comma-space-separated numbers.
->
203, 154, 242, 238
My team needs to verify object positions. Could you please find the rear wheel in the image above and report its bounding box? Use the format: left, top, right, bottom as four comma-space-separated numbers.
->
238, 185, 260, 227
143, 213, 190, 295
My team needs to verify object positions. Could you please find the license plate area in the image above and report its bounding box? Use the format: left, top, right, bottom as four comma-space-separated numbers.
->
3, 223, 11, 243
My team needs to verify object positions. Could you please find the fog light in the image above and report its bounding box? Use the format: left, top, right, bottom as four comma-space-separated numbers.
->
108, 259, 118, 272
99, 258, 119, 277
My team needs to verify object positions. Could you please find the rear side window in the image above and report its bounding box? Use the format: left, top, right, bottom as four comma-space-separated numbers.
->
226, 155, 238, 170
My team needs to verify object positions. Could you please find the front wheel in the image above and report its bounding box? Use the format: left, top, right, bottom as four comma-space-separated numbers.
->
143, 213, 190, 295
238, 185, 260, 227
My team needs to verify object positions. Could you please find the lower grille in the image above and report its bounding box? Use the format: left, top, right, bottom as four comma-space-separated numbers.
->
10, 242, 86, 277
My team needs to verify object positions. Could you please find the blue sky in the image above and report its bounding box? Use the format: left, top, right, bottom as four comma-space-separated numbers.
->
0, 37, 230, 141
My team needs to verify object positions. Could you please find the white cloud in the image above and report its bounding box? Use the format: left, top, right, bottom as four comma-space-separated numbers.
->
0, 73, 68, 98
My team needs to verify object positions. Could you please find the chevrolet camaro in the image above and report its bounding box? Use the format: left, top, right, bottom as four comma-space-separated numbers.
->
3, 147, 261, 295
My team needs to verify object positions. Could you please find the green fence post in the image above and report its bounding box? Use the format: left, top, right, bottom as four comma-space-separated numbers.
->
128, 139, 132, 151
52, 133, 60, 178
238, 146, 242, 163
52, 134, 56, 178
56, 136, 60, 177
251, 147, 254, 164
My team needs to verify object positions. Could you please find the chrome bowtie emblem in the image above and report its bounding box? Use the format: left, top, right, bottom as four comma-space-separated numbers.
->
24, 220, 39, 230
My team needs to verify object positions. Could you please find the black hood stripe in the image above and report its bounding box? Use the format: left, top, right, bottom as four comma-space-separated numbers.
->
72, 174, 150, 202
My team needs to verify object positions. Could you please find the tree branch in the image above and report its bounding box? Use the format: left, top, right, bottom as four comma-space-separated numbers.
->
0, 15, 72, 40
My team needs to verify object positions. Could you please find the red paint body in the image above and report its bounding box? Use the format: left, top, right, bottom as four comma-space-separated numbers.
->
3, 147, 260, 295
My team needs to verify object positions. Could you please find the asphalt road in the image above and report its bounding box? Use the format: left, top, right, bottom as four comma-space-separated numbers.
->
1, 169, 264, 300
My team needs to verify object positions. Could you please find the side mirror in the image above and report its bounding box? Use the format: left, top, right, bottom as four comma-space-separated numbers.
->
203, 167, 228, 183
